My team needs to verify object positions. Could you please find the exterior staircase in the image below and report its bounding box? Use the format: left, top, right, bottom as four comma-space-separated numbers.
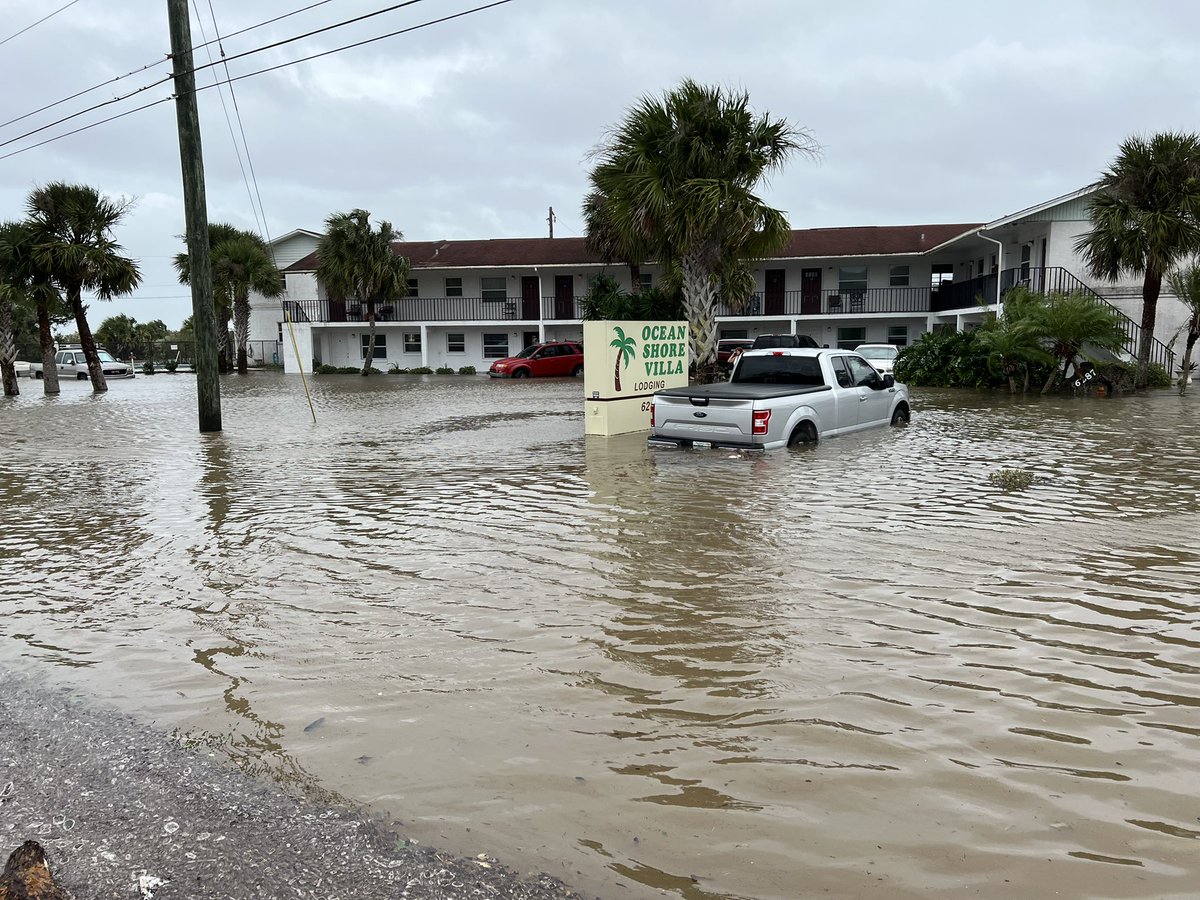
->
1000, 267, 1175, 373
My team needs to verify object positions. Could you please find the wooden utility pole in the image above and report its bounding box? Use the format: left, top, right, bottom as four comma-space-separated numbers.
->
547, 206, 555, 239
167, 0, 221, 432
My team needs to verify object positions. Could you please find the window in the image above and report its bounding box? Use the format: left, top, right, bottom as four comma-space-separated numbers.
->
889, 265, 910, 287
277, 322, 283, 343
836, 326, 866, 350
976, 258, 985, 278
482, 333, 508, 358
360, 333, 387, 359
406, 278, 419, 297
402, 332, 422, 354
830, 357, 853, 388
445, 277, 463, 297
447, 332, 465, 353
1020, 243, 1032, 280
481, 277, 507, 301
838, 266, 868, 293
930, 264, 954, 289
887, 326, 909, 347
638, 272, 652, 291
845, 355, 882, 387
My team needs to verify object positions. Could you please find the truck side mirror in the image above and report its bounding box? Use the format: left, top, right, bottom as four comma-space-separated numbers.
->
882, 374, 895, 388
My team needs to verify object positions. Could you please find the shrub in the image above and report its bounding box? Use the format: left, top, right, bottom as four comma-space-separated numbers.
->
164, 359, 179, 373
408, 366, 434, 375
894, 330, 998, 388
435, 366, 455, 375
141, 360, 155, 375
458, 365, 476, 375
387, 363, 407, 375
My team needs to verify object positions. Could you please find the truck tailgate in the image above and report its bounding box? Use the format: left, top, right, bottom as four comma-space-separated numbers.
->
653, 392, 755, 443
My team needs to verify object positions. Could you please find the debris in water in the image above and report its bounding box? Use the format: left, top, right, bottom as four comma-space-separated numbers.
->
303, 717, 326, 733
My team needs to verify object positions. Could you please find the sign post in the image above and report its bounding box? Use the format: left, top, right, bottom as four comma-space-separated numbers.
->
583, 320, 689, 436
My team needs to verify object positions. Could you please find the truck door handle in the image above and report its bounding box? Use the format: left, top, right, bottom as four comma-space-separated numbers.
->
858, 395, 868, 402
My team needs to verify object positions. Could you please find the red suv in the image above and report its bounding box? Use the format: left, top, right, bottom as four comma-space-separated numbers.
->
488, 341, 584, 378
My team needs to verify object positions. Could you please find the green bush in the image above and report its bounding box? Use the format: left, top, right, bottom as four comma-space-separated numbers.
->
458, 365, 476, 375
141, 360, 155, 375
387, 363, 407, 374
408, 366, 434, 375
164, 359, 179, 373
894, 330, 999, 388
435, 366, 456, 375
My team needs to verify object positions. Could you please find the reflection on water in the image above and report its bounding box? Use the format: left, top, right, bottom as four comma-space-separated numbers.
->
2, 376, 1199, 899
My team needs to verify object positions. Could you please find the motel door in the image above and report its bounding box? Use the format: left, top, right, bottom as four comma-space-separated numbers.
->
800, 268, 822, 315
764, 269, 785, 316
554, 275, 575, 319
521, 276, 540, 319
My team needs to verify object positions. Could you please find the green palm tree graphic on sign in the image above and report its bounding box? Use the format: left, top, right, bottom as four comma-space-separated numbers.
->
610, 326, 636, 392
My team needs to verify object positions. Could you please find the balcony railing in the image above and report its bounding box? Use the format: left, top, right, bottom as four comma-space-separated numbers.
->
283, 296, 582, 324
717, 287, 932, 317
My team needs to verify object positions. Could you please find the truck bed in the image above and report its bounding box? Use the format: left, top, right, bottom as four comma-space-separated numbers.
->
652, 383, 831, 401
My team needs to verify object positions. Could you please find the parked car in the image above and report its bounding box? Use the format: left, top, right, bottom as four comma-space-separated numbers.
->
751, 333, 820, 349
488, 341, 584, 378
854, 343, 900, 376
717, 339, 755, 366
29, 345, 135, 380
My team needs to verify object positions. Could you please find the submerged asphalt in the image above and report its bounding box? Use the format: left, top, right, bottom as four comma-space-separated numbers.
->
0, 668, 585, 899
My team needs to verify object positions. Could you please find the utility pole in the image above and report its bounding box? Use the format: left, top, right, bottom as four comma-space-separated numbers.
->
547, 206, 555, 239
167, 0, 221, 432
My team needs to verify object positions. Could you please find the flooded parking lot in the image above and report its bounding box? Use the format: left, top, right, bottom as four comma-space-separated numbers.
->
1, 374, 1198, 899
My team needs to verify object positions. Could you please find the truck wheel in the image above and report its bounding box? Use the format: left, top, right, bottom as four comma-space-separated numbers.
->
891, 406, 910, 426
33, 371, 42, 379
572, 364, 584, 377
77, 372, 88, 380
788, 422, 818, 446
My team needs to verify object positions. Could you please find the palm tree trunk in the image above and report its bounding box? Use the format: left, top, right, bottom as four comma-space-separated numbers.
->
361, 302, 377, 376
1135, 269, 1162, 389
629, 263, 642, 294
681, 250, 718, 382
0, 293, 18, 397
234, 288, 250, 375
613, 351, 622, 392
1180, 328, 1198, 396
69, 284, 108, 393
36, 300, 59, 395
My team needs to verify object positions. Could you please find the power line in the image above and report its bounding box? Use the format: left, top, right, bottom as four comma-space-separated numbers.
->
0, 0, 84, 49
0, 0, 339, 133
0, 0, 434, 153
0, 0, 516, 163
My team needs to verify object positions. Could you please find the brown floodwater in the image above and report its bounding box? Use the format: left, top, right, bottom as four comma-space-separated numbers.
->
1, 373, 1198, 899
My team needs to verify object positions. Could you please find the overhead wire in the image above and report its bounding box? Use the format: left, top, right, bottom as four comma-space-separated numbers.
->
0, 0, 516, 163
0, 0, 84, 49
0, 0, 338, 132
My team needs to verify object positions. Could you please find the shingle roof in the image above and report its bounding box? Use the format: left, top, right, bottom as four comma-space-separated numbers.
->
283, 223, 984, 272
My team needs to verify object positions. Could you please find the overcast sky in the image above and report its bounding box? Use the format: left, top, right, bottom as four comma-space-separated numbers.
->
1, 0, 1197, 330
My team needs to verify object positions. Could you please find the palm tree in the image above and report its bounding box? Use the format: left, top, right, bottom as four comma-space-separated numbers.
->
315, 210, 409, 376
609, 325, 636, 391
587, 80, 817, 379
975, 317, 1052, 394
0, 220, 64, 396
1166, 264, 1200, 394
175, 222, 240, 373
583, 189, 651, 293
25, 182, 142, 393
177, 226, 284, 374
1030, 290, 1128, 394
1075, 132, 1200, 388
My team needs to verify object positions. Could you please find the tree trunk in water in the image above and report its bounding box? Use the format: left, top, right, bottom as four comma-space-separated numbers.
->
36, 301, 59, 395
1022, 367, 1031, 394
70, 285, 108, 393
361, 303, 377, 376
681, 250, 719, 383
1135, 269, 1162, 389
0, 293, 18, 397
1179, 327, 1198, 396
234, 288, 250, 375
216, 305, 232, 373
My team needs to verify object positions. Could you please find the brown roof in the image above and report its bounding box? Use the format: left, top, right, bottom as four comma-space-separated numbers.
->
284, 224, 983, 272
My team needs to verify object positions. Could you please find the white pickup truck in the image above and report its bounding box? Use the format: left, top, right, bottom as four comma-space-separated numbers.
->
29, 345, 135, 380
648, 347, 909, 451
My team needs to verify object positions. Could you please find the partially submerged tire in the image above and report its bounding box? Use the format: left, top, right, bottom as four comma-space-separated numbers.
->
572, 364, 584, 377
891, 405, 910, 426
788, 422, 818, 447
512, 368, 529, 379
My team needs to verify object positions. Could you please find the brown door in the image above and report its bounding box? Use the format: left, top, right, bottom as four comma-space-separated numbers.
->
764, 269, 785, 315
521, 276, 540, 319
554, 275, 575, 318
801, 268, 822, 315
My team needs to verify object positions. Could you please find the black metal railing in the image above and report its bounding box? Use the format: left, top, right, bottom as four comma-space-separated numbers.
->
931, 273, 998, 311
999, 266, 1175, 372
283, 296, 581, 324
717, 287, 932, 317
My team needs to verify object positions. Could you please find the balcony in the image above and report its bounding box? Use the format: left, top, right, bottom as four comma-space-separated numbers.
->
717, 287, 933, 317
283, 296, 583, 324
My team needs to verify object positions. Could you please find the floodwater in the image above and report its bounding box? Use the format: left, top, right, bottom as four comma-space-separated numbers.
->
1, 373, 1198, 900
